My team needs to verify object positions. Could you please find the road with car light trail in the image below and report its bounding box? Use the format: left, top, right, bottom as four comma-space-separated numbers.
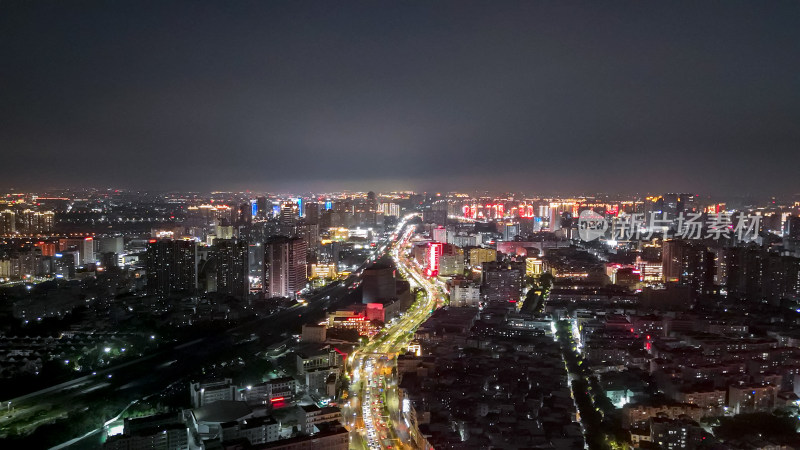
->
344, 215, 446, 450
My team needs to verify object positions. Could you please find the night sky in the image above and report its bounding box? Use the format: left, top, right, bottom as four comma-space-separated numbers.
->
2, 1, 799, 195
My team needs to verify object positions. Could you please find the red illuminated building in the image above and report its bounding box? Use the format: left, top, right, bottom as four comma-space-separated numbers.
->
426, 242, 443, 277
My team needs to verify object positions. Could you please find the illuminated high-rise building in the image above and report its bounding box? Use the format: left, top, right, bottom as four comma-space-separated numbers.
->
662, 240, 714, 295
379, 202, 400, 217
468, 248, 497, 267
482, 261, 524, 303
0, 209, 15, 235
497, 222, 519, 241
296, 221, 319, 257
146, 239, 199, 298
525, 257, 543, 276
18, 209, 54, 235
719, 247, 800, 304
423, 200, 447, 225
256, 196, 268, 219
187, 204, 232, 226
235, 203, 252, 226
265, 236, 307, 299
439, 254, 465, 276
784, 215, 800, 240
425, 242, 443, 277
677, 193, 696, 216
366, 191, 378, 213
52, 252, 75, 279
34, 240, 58, 257
58, 237, 96, 265
214, 239, 249, 300
250, 199, 259, 218
537, 205, 550, 219
215, 225, 236, 240
279, 202, 300, 226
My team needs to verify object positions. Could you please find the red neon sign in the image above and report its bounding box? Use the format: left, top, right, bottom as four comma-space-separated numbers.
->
270, 397, 285, 402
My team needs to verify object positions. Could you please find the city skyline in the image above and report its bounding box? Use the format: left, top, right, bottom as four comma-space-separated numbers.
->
2, 2, 800, 448
1, 187, 800, 447
1, 187, 797, 206
2, 1, 800, 194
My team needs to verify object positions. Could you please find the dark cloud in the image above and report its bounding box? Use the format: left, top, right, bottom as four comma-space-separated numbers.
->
1, 1, 799, 195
